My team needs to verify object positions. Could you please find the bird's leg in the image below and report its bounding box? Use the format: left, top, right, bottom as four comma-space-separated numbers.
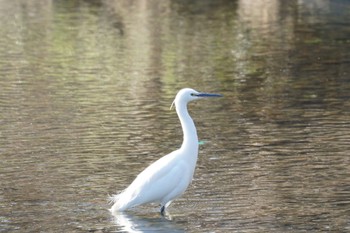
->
160, 205, 165, 215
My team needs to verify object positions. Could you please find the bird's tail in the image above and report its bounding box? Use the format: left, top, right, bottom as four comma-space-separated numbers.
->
108, 193, 121, 214
108, 191, 131, 214
108, 193, 120, 205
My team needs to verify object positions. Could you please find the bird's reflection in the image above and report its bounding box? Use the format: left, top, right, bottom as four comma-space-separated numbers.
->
112, 211, 185, 233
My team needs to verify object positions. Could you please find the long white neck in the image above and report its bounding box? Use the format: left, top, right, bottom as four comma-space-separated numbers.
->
176, 102, 199, 156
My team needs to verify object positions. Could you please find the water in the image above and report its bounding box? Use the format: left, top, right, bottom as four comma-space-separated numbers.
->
0, 0, 349, 232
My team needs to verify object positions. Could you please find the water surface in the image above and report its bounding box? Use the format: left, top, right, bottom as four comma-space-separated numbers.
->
0, 0, 349, 232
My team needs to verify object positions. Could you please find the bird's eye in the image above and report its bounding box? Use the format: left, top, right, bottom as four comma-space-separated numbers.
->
190, 93, 196, 96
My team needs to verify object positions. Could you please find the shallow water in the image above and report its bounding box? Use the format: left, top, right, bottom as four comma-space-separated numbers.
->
0, 0, 349, 232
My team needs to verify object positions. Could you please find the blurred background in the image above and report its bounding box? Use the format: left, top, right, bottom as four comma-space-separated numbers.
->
0, 0, 349, 232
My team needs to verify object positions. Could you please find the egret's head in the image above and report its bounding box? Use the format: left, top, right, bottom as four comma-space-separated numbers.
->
170, 88, 222, 110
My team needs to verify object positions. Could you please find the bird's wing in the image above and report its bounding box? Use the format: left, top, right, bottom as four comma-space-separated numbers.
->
123, 151, 190, 207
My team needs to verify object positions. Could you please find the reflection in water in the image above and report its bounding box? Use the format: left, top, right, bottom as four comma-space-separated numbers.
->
113, 212, 185, 233
0, 0, 349, 232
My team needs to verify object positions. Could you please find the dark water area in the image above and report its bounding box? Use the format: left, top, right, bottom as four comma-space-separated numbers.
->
0, 0, 349, 232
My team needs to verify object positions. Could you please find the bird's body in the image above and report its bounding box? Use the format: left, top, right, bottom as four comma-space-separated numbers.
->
109, 88, 221, 214
110, 148, 196, 212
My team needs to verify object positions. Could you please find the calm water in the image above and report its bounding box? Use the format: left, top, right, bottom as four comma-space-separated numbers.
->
0, 0, 349, 232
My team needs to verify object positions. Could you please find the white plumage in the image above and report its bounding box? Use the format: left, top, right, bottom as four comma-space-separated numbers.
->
109, 88, 222, 214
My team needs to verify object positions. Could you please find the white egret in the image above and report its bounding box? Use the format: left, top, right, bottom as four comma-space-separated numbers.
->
109, 88, 222, 215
